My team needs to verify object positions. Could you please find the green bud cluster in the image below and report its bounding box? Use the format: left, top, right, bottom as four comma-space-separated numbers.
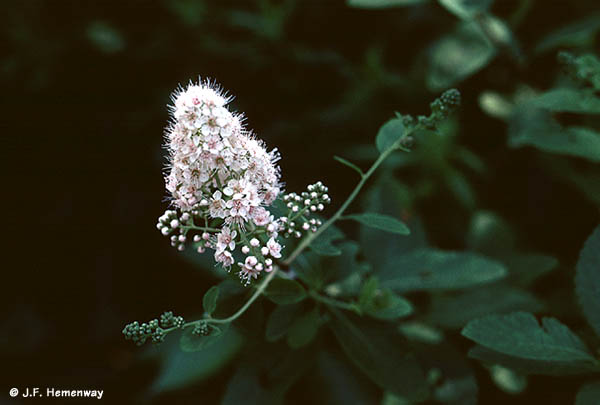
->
426, 88, 461, 124
159, 311, 185, 328
192, 321, 210, 336
403, 89, 461, 132
123, 311, 185, 346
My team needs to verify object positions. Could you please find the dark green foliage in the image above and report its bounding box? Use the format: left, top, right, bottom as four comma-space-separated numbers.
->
344, 212, 410, 235
375, 118, 406, 153
576, 226, 600, 337
463, 312, 599, 375
329, 310, 429, 401
379, 248, 507, 292
309, 225, 344, 256
264, 278, 307, 305
16, 0, 600, 403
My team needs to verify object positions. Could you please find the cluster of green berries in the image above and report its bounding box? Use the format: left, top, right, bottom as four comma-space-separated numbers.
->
160, 311, 185, 328
402, 89, 461, 131
122, 311, 184, 346
192, 321, 211, 336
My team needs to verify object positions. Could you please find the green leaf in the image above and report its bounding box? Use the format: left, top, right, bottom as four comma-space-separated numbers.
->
265, 303, 301, 342
576, 381, 600, 405
375, 118, 405, 153
380, 248, 507, 292
531, 88, 600, 114
265, 278, 307, 305
428, 285, 544, 329
150, 326, 243, 394
360, 177, 428, 273
358, 277, 379, 309
358, 277, 413, 320
202, 286, 220, 316
508, 107, 600, 162
293, 251, 327, 289
437, 0, 492, 20
329, 311, 429, 400
365, 290, 413, 320
345, 212, 410, 235
575, 225, 600, 337
535, 14, 600, 54
504, 252, 558, 286
334, 155, 364, 176
179, 323, 228, 352
309, 225, 344, 256
287, 307, 321, 348
468, 345, 599, 376
427, 20, 496, 91
327, 242, 371, 285
462, 312, 597, 366
321, 242, 371, 297
347, 0, 428, 9
295, 244, 369, 292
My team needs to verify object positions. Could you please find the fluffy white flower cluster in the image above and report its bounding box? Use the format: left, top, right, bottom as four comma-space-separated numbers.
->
158, 79, 286, 283
157, 79, 332, 285
165, 80, 282, 222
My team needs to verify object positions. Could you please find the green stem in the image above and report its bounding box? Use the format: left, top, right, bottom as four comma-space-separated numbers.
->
309, 290, 358, 313
283, 143, 398, 266
181, 225, 220, 233
208, 268, 278, 324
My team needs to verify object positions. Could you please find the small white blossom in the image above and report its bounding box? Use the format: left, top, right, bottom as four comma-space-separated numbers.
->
266, 237, 282, 258
215, 250, 234, 269
216, 227, 237, 252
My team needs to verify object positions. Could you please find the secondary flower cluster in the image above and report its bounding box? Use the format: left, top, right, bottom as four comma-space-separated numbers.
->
156, 79, 330, 285
280, 181, 330, 238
